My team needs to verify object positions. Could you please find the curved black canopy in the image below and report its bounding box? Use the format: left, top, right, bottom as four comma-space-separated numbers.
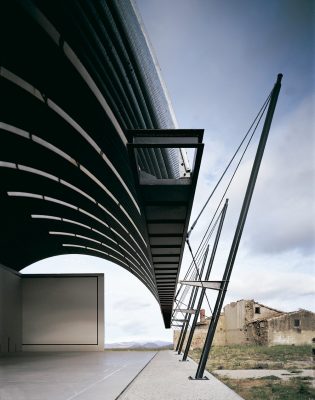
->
0, 0, 203, 327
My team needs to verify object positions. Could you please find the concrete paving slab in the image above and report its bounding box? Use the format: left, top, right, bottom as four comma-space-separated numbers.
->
118, 351, 244, 400
0, 351, 156, 400
214, 368, 315, 381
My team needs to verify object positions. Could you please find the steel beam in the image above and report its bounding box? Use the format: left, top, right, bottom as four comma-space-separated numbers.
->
175, 290, 195, 352
173, 309, 196, 314
194, 74, 283, 379
182, 199, 228, 361
180, 281, 225, 290
177, 246, 209, 354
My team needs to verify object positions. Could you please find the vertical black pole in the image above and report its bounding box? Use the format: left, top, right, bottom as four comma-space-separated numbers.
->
177, 246, 209, 354
175, 285, 198, 351
182, 199, 228, 361
176, 289, 195, 352
175, 249, 208, 352
194, 74, 283, 379
175, 294, 194, 351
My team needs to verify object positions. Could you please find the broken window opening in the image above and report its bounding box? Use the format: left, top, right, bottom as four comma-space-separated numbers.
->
294, 319, 300, 328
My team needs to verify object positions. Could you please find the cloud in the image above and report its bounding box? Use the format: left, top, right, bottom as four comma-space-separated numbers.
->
245, 94, 315, 255
178, 93, 315, 317
197, 247, 315, 315
112, 299, 151, 311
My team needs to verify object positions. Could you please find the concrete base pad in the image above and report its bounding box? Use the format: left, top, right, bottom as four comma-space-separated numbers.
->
118, 351, 243, 400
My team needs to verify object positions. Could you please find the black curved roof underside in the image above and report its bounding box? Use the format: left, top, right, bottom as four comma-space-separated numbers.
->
0, 0, 203, 327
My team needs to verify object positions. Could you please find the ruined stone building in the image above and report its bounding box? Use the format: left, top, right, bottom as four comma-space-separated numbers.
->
246, 309, 315, 346
174, 299, 315, 348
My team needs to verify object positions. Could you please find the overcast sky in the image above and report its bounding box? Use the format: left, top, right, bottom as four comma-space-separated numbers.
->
23, 0, 314, 343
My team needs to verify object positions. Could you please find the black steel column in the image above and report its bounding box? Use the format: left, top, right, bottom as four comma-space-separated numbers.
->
175, 287, 197, 351
194, 74, 283, 379
175, 258, 206, 352
177, 246, 209, 354
182, 199, 228, 361
176, 288, 196, 352
175, 301, 191, 351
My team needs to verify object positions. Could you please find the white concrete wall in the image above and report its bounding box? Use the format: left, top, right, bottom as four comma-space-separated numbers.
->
0, 264, 22, 353
22, 274, 104, 351
224, 301, 246, 330
224, 300, 247, 344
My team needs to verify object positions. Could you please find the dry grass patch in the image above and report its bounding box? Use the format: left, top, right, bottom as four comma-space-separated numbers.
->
218, 376, 315, 400
189, 345, 314, 400
189, 344, 313, 371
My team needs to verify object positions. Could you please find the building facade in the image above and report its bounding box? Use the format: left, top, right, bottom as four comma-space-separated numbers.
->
0, 0, 204, 346
246, 309, 315, 346
174, 299, 315, 348
0, 0, 204, 352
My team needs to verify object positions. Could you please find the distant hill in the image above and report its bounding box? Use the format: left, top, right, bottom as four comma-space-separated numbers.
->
105, 340, 173, 350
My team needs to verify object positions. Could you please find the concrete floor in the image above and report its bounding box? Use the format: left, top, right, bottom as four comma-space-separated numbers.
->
0, 351, 243, 400
0, 351, 155, 400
